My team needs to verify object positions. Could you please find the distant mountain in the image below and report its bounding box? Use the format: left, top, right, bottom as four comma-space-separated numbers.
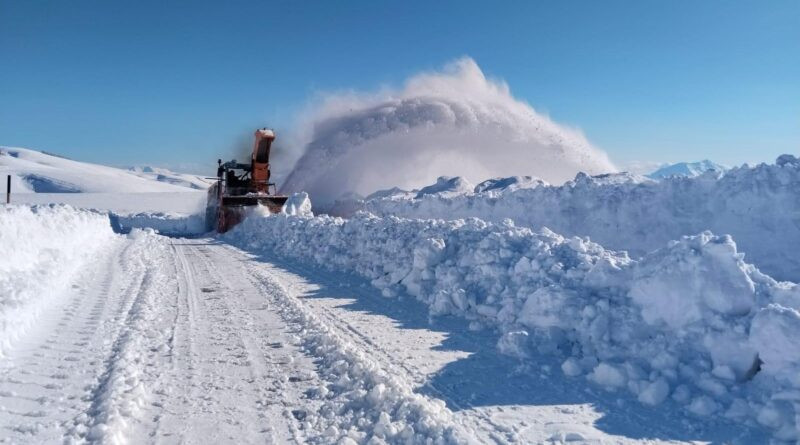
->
0, 147, 210, 193
647, 160, 728, 179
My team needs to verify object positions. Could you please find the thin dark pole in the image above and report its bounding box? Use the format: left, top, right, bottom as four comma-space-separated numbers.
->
6, 175, 10, 204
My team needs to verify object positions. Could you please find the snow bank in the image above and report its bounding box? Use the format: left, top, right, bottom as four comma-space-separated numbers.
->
473, 175, 545, 193
280, 58, 615, 208
9, 191, 208, 216
111, 211, 207, 236
0, 205, 117, 356
366, 156, 800, 281
223, 210, 800, 441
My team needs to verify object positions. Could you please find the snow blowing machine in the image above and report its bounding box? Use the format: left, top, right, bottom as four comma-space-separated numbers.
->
206, 128, 288, 233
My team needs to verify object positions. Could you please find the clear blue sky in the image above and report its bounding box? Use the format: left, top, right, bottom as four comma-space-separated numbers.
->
1, 0, 798, 172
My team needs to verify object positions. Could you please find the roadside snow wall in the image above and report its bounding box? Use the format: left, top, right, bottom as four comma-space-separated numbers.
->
224, 211, 800, 441
365, 156, 800, 282
0, 205, 117, 356
110, 211, 207, 236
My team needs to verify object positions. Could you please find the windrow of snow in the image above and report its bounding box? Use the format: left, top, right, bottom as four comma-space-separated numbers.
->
110, 211, 207, 236
223, 207, 800, 442
0, 205, 118, 356
364, 155, 800, 282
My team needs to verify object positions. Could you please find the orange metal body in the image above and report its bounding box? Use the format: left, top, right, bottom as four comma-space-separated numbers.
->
206, 128, 288, 233
251, 129, 274, 193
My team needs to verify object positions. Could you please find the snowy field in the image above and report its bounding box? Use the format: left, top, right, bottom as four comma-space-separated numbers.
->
2, 145, 800, 443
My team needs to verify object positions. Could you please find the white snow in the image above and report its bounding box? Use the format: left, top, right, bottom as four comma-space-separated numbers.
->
415, 176, 475, 199
0, 147, 205, 193
473, 175, 545, 193
0, 204, 117, 356
280, 58, 615, 207
1, 147, 209, 234
647, 160, 728, 179
111, 211, 207, 235
222, 202, 800, 441
3, 145, 798, 442
126, 165, 213, 190
628, 233, 756, 329
281, 191, 313, 217
365, 155, 800, 282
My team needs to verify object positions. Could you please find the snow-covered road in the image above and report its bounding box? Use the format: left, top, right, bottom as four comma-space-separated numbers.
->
0, 232, 766, 444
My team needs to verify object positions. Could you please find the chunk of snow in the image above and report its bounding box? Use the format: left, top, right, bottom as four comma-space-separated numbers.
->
282, 192, 313, 217
414, 176, 474, 199
561, 358, 583, 377
628, 232, 756, 329
473, 176, 545, 193
588, 363, 627, 389
637, 378, 670, 406
776, 154, 799, 167
688, 396, 720, 416
749, 304, 800, 378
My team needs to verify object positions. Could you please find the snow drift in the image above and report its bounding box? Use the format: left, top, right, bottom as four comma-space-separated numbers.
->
0, 205, 118, 356
280, 58, 615, 208
366, 155, 800, 282
110, 211, 207, 236
223, 205, 800, 441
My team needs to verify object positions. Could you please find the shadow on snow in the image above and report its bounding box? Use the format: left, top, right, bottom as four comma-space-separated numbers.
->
218, 239, 766, 444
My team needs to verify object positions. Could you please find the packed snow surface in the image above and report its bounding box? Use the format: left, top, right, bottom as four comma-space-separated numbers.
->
0, 204, 117, 356
280, 58, 615, 208
647, 160, 728, 179
0, 207, 472, 444
224, 203, 800, 442
365, 155, 800, 282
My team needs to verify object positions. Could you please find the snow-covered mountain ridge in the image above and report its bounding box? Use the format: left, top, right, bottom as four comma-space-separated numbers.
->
0, 147, 210, 193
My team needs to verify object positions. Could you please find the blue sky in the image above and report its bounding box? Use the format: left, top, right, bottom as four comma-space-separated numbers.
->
1, 0, 798, 172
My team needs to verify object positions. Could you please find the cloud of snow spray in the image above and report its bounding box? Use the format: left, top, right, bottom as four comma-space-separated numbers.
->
278, 58, 616, 208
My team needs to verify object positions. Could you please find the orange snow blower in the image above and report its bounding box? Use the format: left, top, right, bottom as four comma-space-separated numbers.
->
206, 128, 288, 233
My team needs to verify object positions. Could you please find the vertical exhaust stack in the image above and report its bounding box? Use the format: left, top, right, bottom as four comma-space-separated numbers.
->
206, 128, 289, 233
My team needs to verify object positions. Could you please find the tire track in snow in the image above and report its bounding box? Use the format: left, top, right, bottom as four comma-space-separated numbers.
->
67, 231, 179, 443
0, 237, 142, 443
261, 259, 514, 443
241, 252, 499, 443
220, 244, 705, 445
147, 239, 321, 444
214, 245, 468, 444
